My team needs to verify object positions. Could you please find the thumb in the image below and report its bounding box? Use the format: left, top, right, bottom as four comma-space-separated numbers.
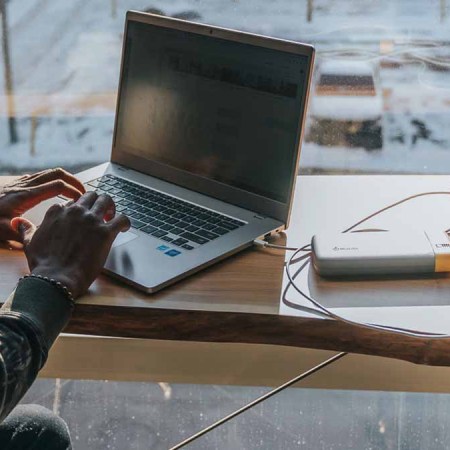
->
10, 217, 37, 247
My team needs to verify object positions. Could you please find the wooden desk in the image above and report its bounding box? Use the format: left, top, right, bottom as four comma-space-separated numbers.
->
3, 175, 450, 392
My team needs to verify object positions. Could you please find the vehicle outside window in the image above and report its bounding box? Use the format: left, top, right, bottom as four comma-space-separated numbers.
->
307, 60, 383, 151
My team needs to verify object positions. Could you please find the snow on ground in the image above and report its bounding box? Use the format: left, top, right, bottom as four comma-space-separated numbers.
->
0, 116, 113, 173
1, 0, 450, 174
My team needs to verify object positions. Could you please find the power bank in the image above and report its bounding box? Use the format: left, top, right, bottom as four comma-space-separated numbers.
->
311, 229, 450, 276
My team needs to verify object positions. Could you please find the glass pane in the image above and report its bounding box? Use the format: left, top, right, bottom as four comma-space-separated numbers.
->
1, 1, 449, 175
191, 386, 450, 450
21, 378, 450, 449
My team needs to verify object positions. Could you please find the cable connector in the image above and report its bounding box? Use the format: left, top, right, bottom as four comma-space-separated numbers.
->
253, 238, 268, 248
253, 238, 309, 252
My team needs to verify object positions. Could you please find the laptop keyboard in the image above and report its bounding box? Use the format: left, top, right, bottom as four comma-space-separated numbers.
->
86, 174, 246, 250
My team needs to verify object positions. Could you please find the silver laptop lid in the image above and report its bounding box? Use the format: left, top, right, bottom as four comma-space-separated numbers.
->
112, 11, 314, 225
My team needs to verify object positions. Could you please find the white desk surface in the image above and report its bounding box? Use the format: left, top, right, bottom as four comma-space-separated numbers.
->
281, 175, 450, 335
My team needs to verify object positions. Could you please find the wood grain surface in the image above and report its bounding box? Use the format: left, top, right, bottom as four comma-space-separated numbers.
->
3, 175, 450, 367
2, 240, 450, 368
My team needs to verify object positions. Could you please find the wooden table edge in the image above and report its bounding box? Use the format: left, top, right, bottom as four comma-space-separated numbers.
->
67, 303, 450, 367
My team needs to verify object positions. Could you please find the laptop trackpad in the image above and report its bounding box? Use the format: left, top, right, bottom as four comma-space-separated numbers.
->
112, 231, 138, 248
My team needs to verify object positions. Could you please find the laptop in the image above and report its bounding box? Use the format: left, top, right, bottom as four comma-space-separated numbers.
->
28, 11, 315, 293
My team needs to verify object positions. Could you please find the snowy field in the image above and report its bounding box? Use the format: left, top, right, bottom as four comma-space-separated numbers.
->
1, 0, 450, 173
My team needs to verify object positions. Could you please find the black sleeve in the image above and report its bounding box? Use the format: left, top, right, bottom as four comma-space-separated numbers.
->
0, 277, 73, 422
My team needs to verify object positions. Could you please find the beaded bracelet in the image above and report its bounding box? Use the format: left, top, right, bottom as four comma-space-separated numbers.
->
19, 274, 75, 308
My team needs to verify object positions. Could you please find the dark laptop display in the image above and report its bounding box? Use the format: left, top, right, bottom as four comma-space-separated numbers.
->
115, 20, 309, 204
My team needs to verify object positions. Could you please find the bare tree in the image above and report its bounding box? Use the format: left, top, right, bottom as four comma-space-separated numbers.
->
307, 0, 314, 22
111, 0, 117, 19
0, 0, 18, 144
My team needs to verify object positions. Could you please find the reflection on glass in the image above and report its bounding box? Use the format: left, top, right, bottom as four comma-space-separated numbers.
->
0, 1, 449, 174
21, 377, 450, 449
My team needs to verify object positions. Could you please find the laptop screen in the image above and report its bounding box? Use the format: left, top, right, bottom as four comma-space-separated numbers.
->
115, 20, 309, 204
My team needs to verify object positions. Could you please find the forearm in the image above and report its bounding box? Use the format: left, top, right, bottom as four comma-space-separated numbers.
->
0, 278, 73, 422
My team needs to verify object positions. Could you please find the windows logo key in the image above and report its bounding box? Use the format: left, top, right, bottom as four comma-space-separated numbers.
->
157, 245, 181, 257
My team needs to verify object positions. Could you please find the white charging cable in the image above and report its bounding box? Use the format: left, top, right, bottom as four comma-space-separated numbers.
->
256, 190, 450, 339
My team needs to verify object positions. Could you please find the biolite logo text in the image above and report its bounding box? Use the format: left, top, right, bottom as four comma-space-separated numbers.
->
436, 243, 450, 248
332, 246, 358, 251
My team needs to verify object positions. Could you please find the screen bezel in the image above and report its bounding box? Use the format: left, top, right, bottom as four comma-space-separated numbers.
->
112, 10, 315, 224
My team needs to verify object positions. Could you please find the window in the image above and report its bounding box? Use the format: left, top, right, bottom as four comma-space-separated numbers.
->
1, 0, 449, 175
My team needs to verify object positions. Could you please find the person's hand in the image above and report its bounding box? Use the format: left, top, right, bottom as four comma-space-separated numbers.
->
0, 168, 85, 244
11, 191, 130, 299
